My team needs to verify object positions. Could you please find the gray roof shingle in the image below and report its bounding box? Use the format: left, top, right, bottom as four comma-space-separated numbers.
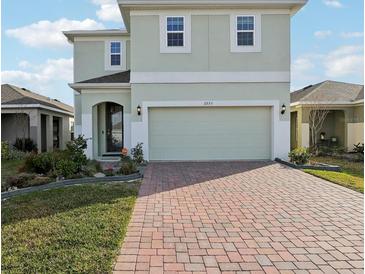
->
1, 84, 74, 113
291, 80, 364, 103
77, 70, 130, 84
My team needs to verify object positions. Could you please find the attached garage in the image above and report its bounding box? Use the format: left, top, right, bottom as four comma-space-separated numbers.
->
148, 106, 272, 161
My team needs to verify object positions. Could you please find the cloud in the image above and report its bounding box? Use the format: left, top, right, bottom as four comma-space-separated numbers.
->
2, 58, 73, 100
291, 45, 363, 89
341, 32, 364, 39
324, 45, 364, 77
323, 0, 343, 8
6, 18, 104, 48
314, 30, 332, 39
92, 0, 122, 23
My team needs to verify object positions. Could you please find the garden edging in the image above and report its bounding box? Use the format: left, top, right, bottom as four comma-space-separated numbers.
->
1, 172, 142, 200
275, 158, 341, 171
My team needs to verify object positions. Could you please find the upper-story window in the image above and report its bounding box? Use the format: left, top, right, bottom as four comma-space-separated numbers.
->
167, 17, 184, 47
230, 14, 261, 53
105, 40, 123, 71
160, 14, 191, 53
237, 16, 254, 46
110, 42, 121, 65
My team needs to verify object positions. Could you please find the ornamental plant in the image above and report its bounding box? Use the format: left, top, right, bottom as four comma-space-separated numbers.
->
288, 147, 310, 165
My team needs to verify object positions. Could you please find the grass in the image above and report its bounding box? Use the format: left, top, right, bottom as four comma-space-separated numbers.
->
2, 182, 140, 273
305, 156, 364, 193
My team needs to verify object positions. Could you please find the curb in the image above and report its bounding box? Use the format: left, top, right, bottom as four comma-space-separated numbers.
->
1, 173, 142, 200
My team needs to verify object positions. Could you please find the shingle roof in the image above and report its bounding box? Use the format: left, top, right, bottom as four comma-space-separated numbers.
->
291, 80, 364, 104
1, 84, 74, 113
77, 70, 130, 84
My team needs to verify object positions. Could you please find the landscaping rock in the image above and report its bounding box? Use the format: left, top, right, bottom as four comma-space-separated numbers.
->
94, 172, 106, 178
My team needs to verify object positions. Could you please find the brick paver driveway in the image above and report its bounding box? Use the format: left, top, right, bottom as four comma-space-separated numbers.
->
114, 162, 363, 273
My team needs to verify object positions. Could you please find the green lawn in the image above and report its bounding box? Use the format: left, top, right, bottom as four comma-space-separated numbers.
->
2, 182, 140, 273
305, 156, 364, 193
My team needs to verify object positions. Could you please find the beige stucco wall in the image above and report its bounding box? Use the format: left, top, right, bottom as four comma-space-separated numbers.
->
130, 14, 290, 72
73, 36, 130, 82
131, 82, 290, 122
79, 89, 131, 158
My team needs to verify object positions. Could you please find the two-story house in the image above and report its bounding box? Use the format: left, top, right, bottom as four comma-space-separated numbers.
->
65, 0, 307, 161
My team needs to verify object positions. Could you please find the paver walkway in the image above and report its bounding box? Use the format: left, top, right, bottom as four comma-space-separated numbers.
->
113, 161, 364, 273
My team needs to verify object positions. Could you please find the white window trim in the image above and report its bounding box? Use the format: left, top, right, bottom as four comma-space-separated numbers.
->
230, 13, 261, 53
105, 40, 123, 71
160, 14, 191, 53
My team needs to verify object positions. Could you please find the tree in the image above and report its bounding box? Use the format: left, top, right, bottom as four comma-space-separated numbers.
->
307, 95, 331, 151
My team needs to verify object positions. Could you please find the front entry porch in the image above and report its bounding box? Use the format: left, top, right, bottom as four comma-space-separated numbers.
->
92, 102, 126, 159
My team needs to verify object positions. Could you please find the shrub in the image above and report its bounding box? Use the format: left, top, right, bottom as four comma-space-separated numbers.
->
131, 143, 144, 165
5, 173, 53, 190
23, 151, 65, 175
6, 173, 36, 189
2, 141, 28, 160
120, 159, 137, 175
353, 143, 364, 154
288, 147, 310, 165
13, 138, 37, 152
55, 159, 77, 178
2, 141, 10, 159
64, 135, 87, 172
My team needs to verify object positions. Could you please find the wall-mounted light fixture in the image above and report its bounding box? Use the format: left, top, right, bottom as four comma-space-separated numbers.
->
137, 105, 141, 116
281, 104, 286, 115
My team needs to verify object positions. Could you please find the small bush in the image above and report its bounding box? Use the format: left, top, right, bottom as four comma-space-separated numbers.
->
120, 159, 137, 175
353, 143, 364, 154
288, 147, 310, 165
13, 138, 37, 152
2, 141, 10, 159
6, 173, 36, 189
64, 135, 88, 172
131, 143, 144, 165
55, 159, 77, 178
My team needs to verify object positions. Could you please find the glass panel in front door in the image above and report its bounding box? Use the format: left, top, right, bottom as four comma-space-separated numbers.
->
106, 102, 123, 152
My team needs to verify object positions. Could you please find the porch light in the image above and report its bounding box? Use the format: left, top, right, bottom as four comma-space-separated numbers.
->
281, 104, 286, 115
137, 105, 141, 116
320, 132, 326, 140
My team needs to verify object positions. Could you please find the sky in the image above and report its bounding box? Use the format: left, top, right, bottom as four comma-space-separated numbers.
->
1, 0, 364, 106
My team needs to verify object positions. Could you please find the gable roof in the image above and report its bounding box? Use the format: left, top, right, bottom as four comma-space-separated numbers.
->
1, 84, 74, 114
77, 70, 130, 84
291, 80, 364, 104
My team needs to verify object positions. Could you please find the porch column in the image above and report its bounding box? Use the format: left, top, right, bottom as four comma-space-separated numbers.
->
29, 110, 41, 152
46, 115, 53, 152
81, 112, 93, 159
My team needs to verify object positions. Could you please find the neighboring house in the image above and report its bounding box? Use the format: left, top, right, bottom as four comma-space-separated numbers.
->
65, 0, 307, 161
290, 80, 364, 151
1, 84, 74, 152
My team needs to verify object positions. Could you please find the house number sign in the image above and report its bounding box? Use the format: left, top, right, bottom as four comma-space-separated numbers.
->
203, 101, 213, 106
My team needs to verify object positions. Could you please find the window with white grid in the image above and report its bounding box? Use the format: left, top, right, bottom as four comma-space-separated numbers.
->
167, 16, 185, 47
236, 16, 255, 46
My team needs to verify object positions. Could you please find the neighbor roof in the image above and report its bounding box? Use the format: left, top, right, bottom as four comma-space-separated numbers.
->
1, 84, 74, 114
291, 80, 364, 104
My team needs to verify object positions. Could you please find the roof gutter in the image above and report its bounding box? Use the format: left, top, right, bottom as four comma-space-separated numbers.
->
1, 104, 74, 116
68, 82, 131, 93
290, 99, 364, 107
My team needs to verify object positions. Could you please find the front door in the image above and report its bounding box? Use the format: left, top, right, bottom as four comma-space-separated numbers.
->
105, 102, 123, 153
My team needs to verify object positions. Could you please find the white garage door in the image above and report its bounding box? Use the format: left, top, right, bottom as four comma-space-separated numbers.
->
149, 107, 272, 161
